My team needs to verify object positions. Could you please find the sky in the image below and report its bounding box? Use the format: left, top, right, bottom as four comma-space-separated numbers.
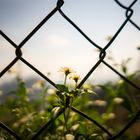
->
0, 0, 140, 84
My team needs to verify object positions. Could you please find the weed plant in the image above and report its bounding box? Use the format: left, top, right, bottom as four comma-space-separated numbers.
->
0, 61, 140, 140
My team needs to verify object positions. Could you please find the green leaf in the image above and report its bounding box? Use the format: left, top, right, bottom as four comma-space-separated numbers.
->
78, 122, 87, 136
56, 91, 66, 103
70, 89, 80, 97
56, 84, 69, 92
18, 81, 26, 95
122, 96, 133, 113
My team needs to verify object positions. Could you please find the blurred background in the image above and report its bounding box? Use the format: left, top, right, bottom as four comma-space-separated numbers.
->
0, 0, 140, 86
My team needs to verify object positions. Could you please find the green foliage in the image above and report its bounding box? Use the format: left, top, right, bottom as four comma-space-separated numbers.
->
0, 66, 140, 140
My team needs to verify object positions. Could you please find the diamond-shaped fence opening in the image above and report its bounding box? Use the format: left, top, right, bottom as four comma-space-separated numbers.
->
21, 15, 99, 83
0, 0, 140, 139
0, 39, 15, 71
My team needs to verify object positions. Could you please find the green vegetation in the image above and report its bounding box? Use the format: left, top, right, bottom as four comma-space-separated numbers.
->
0, 64, 140, 140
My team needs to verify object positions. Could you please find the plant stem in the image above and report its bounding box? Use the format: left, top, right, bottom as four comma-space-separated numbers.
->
64, 107, 71, 133
64, 75, 67, 85
75, 82, 78, 89
63, 96, 71, 134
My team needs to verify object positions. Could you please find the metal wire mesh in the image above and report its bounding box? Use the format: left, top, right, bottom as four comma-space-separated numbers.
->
0, 0, 140, 139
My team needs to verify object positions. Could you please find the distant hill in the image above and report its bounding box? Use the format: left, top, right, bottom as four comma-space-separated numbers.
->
0, 77, 40, 101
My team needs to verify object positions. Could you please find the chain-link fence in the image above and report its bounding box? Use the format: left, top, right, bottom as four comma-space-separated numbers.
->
0, 0, 140, 139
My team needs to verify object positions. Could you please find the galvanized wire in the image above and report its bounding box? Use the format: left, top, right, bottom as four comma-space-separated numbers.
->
0, 0, 140, 139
